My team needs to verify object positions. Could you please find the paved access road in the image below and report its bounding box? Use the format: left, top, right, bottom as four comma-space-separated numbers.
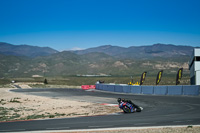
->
0, 88, 200, 132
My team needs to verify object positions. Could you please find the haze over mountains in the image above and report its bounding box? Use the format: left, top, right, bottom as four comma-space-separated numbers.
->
0, 42, 195, 77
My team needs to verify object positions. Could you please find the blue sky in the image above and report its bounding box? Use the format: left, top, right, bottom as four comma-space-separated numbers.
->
0, 0, 200, 51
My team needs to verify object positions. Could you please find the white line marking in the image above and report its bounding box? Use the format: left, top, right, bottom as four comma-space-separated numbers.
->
88, 126, 101, 128
173, 121, 183, 123
134, 123, 152, 125
186, 120, 193, 121
46, 127, 69, 130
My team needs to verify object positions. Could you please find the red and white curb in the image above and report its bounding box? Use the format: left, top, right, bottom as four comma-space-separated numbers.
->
100, 103, 118, 107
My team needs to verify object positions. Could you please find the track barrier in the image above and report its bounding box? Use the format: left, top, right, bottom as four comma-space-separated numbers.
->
95, 84, 200, 96
130, 86, 141, 94
81, 85, 96, 90
168, 85, 183, 95
142, 86, 154, 94
154, 86, 167, 95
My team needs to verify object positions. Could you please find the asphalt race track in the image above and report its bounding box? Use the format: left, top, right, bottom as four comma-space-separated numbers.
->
0, 88, 200, 132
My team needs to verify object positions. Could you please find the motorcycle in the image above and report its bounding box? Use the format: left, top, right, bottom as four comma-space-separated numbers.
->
118, 98, 143, 113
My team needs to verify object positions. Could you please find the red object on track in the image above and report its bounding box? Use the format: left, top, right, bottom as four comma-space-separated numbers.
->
100, 103, 118, 107
81, 85, 96, 90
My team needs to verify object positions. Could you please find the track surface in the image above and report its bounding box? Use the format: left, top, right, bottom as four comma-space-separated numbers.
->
0, 88, 200, 132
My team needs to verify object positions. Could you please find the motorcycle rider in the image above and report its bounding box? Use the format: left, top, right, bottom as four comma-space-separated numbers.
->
117, 98, 141, 112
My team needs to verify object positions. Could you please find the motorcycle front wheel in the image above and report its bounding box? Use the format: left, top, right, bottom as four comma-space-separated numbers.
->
136, 107, 141, 112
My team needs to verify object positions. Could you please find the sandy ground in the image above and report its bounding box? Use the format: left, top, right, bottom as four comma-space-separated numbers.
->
0, 87, 120, 121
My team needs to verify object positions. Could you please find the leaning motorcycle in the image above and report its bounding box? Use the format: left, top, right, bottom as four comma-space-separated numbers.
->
118, 100, 143, 113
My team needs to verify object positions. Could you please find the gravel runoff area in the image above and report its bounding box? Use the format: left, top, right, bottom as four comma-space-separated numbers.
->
0, 87, 120, 122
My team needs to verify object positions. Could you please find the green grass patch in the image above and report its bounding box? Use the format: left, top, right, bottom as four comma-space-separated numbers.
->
25, 113, 67, 120
0, 107, 21, 121
10, 98, 21, 103
26, 114, 46, 120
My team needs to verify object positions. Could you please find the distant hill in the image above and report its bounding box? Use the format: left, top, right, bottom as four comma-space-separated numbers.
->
0, 42, 58, 57
73, 43, 193, 59
0, 51, 117, 77
0, 42, 194, 78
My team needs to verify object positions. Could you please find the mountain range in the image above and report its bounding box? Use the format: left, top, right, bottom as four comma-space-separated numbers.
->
0, 42, 58, 57
0, 42, 195, 78
73, 44, 193, 59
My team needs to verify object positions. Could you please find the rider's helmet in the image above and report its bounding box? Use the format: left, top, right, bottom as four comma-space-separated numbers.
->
117, 98, 121, 103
